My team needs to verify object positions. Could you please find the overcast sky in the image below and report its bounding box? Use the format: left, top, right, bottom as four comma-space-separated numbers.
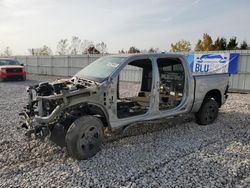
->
0, 0, 250, 55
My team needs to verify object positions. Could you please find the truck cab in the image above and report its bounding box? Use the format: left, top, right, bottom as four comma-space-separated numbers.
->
105, 54, 194, 128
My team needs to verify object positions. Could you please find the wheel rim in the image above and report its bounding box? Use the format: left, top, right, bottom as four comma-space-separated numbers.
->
205, 104, 217, 122
79, 126, 101, 156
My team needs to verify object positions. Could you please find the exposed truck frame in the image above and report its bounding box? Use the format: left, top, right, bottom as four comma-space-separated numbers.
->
20, 53, 229, 160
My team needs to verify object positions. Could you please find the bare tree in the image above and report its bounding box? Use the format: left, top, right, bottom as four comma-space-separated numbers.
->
87, 44, 100, 54
28, 45, 53, 56
96, 42, 107, 54
69, 36, 81, 55
148, 47, 159, 53
57, 39, 69, 55
118, 49, 125, 54
81, 40, 93, 54
2, 47, 12, 56
128, 46, 140, 53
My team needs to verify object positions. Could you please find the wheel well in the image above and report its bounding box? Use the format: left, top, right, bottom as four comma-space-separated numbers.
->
61, 103, 110, 130
204, 89, 222, 107
86, 104, 109, 127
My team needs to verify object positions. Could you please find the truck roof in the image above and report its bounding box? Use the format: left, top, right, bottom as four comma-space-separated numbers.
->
108, 53, 186, 59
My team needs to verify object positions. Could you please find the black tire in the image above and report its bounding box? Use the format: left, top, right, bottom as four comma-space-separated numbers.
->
22, 76, 26, 81
65, 115, 104, 160
195, 98, 219, 125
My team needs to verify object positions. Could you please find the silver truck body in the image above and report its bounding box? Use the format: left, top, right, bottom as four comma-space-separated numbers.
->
20, 53, 229, 136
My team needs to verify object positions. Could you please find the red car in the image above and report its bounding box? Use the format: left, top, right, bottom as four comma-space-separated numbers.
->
0, 58, 26, 81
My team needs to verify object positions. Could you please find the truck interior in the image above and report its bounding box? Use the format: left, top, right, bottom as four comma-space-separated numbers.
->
117, 59, 152, 118
157, 58, 185, 111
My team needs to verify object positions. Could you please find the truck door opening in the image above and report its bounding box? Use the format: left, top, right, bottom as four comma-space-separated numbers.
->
117, 59, 152, 119
157, 58, 185, 111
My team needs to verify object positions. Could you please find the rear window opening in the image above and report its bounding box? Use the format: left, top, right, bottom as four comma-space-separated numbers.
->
157, 58, 185, 111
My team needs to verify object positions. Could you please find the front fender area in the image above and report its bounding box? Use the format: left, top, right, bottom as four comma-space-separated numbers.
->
19, 77, 105, 137
19, 94, 109, 139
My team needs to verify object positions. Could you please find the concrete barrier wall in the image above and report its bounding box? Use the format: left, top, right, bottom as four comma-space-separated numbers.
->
12, 51, 250, 92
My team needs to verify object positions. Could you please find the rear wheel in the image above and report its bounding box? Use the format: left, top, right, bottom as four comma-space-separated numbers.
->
195, 98, 219, 125
65, 115, 104, 160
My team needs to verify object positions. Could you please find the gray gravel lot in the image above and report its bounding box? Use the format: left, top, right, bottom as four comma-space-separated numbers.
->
0, 74, 250, 187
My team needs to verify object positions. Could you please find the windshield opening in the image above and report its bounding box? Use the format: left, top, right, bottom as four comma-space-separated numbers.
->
0, 59, 21, 66
75, 56, 127, 82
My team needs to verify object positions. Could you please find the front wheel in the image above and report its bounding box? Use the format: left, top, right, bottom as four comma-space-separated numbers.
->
65, 116, 104, 160
195, 98, 219, 125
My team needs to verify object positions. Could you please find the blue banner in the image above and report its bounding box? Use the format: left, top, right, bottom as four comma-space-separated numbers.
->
186, 53, 239, 74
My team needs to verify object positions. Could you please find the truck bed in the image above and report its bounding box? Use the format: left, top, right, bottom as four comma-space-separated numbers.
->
191, 73, 229, 112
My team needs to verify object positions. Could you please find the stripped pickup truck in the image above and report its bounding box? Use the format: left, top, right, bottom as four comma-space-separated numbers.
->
20, 54, 229, 160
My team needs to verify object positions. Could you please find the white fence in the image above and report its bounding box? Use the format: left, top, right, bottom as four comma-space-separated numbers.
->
230, 52, 250, 92
12, 51, 250, 92
15, 55, 102, 76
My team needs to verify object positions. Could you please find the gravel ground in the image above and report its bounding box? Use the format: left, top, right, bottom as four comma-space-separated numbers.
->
0, 74, 249, 187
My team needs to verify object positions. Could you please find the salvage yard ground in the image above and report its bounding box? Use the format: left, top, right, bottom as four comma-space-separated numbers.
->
0, 74, 250, 187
